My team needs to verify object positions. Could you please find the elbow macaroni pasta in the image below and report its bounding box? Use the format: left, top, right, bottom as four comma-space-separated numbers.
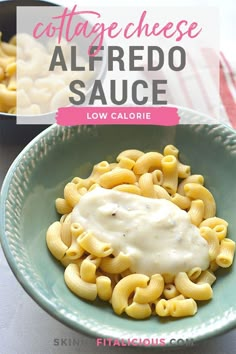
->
0, 33, 16, 113
161, 155, 178, 194
46, 145, 235, 320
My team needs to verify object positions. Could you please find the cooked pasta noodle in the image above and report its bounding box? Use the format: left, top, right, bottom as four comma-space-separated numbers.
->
0, 33, 16, 113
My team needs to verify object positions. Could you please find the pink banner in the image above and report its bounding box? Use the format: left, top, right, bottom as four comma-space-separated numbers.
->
56, 106, 180, 126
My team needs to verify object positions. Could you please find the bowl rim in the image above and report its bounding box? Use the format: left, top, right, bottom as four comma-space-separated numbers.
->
1, 107, 236, 347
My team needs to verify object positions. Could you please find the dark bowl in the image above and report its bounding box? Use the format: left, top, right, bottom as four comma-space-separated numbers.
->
0, 0, 59, 142
0, 0, 107, 144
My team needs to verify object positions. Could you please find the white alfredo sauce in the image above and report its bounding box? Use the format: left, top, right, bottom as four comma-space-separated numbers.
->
71, 187, 209, 276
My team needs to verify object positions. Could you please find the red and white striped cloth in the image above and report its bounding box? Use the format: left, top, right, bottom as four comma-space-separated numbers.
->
144, 46, 236, 128
220, 49, 236, 128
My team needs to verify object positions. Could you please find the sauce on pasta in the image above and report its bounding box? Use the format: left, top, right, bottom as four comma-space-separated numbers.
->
71, 187, 210, 275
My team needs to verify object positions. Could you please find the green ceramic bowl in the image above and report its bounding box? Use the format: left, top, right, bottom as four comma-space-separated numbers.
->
1, 108, 236, 348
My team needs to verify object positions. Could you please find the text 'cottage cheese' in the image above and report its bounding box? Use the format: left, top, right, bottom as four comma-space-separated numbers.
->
71, 187, 210, 276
